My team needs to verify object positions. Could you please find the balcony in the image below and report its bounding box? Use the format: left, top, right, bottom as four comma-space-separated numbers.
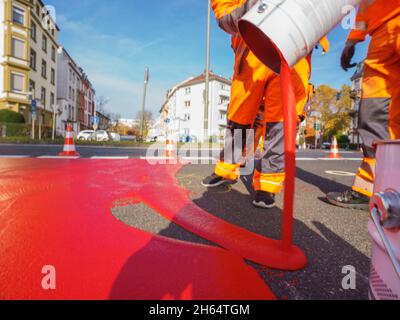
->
218, 102, 229, 112
218, 118, 227, 127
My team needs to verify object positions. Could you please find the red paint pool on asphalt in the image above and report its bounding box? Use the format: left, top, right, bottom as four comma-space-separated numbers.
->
0, 159, 274, 300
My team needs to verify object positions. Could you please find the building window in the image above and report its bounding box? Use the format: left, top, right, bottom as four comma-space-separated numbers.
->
12, 37, 25, 59
184, 101, 191, 108
29, 80, 36, 97
31, 21, 37, 42
12, 6, 25, 25
69, 86, 72, 99
41, 87, 46, 108
184, 114, 191, 121
11, 73, 24, 92
30, 49, 37, 70
50, 93, 55, 108
185, 87, 191, 95
41, 60, 47, 78
36, 4, 40, 16
42, 35, 47, 52
51, 68, 55, 85
51, 46, 56, 62
219, 95, 229, 105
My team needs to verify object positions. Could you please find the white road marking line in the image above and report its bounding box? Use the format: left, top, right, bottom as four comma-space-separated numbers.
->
140, 156, 177, 160
316, 158, 363, 161
325, 170, 356, 177
37, 156, 81, 159
90, 156, 129, 160
0, 155, 30, 158
296, 158, 318, 161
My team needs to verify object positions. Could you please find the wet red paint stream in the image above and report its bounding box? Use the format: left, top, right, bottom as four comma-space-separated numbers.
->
136, 60, 306, 271
0, 159, 274, 300
280, 59, 298, 250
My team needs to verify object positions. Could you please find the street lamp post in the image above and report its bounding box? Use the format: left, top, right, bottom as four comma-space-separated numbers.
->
203, 0, 211, 143
140, 67, 150, 141
52, 104, 59, 141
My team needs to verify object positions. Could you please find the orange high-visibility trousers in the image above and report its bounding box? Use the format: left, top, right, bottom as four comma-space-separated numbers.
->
215, 45, 310, 194
352, 14, 400, 197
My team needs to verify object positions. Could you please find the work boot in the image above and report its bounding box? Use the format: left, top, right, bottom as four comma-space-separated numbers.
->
326, 190, 370, 211
201, 173, 236, 188
253, 191, 276, 209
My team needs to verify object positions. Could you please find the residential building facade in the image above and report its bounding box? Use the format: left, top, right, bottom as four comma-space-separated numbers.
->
0, 0, 32, 117
159, 71, 231, 143
0, 0, 59, 130
96, 110, 110, 130
56, 46, 80, 134
28, 0, 58, 128
77, 69, 95, 131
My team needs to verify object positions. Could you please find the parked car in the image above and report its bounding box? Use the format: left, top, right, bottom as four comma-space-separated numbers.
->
77, 130, 95, 141
109, 132, 121, 142
89, 130, 111, 142
146, 136, 158, 143
321, 142, 332, 150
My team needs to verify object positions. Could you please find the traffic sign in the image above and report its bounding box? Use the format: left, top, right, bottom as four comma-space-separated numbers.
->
31, 99, 37, 120
166, 118, 171, 124
92, 116, 100, 125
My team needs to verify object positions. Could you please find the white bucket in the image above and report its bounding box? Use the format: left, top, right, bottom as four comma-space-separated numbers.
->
238, 0, 361, 73
368, 140, 400, 300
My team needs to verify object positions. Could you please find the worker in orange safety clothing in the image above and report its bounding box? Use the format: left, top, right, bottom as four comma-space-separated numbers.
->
202, 0, 329, 209
326, 0, 400, 211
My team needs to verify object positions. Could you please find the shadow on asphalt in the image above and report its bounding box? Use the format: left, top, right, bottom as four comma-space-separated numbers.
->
296, 166, 350, 195
173, 164, 370, 300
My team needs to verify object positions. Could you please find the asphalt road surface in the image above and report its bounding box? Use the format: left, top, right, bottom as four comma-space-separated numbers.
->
2, 144, 370, 299
0, 143, 362, 160
110, 151, 371, 300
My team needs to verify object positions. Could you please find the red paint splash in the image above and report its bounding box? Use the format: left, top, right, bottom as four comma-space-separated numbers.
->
0, 159, 274, 300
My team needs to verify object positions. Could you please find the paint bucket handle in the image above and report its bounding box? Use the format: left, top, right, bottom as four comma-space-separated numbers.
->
370, 190, 400, 280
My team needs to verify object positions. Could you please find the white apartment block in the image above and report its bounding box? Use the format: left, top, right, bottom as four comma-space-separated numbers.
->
159, 72, 231, 143
56, 46, 81, 135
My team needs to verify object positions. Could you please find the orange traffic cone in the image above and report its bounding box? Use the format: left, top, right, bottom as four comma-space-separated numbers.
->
59, 124, 80, 157
164, 135, 176, 158
328, 136, 341, 159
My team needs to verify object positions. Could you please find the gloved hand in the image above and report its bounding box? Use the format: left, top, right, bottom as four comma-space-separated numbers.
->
341, 41, 359, 71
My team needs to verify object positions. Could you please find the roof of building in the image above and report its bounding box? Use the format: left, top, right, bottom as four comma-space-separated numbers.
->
159, 71, 231, 113
178, 71, 232, 88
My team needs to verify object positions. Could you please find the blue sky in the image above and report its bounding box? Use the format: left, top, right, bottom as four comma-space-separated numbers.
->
47, 0, 370, 118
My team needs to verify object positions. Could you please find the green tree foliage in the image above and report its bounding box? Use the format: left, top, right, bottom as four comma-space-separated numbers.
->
311, 84, 352, 141
0, 110, 25, 124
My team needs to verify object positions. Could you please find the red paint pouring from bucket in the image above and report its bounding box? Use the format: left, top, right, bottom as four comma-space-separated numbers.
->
280, 57, 297, 250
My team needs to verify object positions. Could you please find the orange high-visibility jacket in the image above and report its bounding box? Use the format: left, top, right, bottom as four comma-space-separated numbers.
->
348, 0, 400, 41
